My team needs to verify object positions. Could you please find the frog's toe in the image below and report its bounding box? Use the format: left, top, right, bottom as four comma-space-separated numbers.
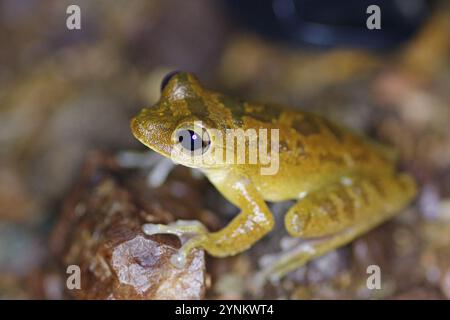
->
142, 220, 209, 268
142, 220, 207, 237
169, 234, 208, 268
142, 223, 171, 235
169, 220, 207, 232
170, 251, 188, 268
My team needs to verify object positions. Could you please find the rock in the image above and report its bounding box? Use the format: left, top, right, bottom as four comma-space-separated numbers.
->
51, 152, 206, 300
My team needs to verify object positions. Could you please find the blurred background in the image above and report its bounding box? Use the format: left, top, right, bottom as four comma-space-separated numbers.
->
0, 0, 449, 299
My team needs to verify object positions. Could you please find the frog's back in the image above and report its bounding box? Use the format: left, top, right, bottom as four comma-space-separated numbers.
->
210, 93, 395, 174
207, 94, 401, 201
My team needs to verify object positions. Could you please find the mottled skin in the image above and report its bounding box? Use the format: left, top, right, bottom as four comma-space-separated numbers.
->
131, 72, 417, 279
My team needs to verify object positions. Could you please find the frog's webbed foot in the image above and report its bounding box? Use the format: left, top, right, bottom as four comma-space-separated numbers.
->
142, 220, 208, 268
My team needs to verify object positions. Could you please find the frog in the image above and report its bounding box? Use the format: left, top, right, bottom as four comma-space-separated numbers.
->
130, 71, 417, 281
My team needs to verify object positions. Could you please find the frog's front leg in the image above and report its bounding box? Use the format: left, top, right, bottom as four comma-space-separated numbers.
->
143, 171, 274, 267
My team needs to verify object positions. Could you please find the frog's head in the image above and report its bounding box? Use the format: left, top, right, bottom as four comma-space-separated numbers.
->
131, 71, 228, 169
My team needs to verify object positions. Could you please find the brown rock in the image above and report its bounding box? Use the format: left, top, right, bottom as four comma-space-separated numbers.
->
51, 152, 206, 300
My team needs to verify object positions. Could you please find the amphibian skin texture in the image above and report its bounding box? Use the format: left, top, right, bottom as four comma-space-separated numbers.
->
131, 71, 417, 280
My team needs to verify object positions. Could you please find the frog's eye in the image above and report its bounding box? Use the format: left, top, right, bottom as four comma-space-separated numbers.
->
160, 71, 179, 92
175, 128, 210, 154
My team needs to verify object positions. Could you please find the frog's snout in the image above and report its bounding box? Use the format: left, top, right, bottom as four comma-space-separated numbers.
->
129, 110, 175, 157
130, 116, 142, 141
130, 114, 152, 148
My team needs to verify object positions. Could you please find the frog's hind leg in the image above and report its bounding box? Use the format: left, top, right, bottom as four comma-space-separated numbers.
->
255, 213, 384, 286
254, 172, 416, 285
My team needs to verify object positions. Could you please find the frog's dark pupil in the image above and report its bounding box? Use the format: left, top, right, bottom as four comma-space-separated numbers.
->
177, 129, 204, 151
160, 71, 180, 92
178, 130, 197, 151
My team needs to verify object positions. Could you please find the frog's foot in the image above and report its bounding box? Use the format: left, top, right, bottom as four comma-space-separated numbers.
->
252, 237, 320, 289
169, 234, 209, 268
251, 211, 391, 293
117, 151, 175, 187
142, 220, 208, 268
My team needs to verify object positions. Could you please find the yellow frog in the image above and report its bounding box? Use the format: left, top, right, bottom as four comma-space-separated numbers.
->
131, 71, 417, 281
